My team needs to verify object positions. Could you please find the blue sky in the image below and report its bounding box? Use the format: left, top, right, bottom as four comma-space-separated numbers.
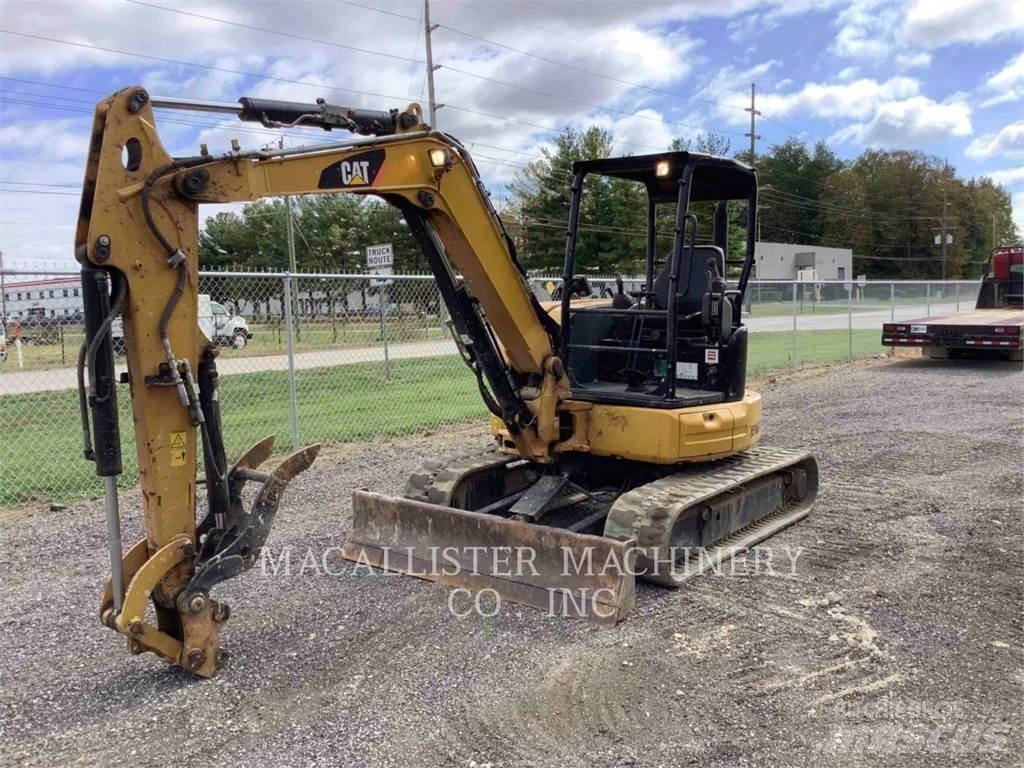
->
0, 0, 1022, 269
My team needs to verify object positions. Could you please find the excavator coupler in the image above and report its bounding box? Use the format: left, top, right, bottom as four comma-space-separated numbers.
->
99, 437, 319, 677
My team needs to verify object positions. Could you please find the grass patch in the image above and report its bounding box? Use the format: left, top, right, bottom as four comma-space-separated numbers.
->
0, 356, 480, 506
0, 329, 883, 506
748, 328, 882, 375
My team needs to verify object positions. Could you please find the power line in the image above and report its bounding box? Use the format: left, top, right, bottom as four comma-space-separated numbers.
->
121, 0, 424, 65
0, 94, 338, 146
405, 0, 425, 100
0, 188, 79, 196
335, 0, 753, 117
119, 0, 744, 139
761, 189, 944, 222
759, 223, 947, 252
439, 64, 746, 137
0, 29, 670, 156
0, 29, 411, 103
432, 23, 752, 117
442, 0, 665, 67
0, 179, 79, 188
332, 0, 421, 23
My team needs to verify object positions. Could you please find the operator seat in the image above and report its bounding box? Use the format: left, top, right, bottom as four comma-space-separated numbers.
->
652, 245, 726, 316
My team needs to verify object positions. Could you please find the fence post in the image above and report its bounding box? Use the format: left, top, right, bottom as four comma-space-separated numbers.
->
379, 280, 391, 380
282, 275, 300, 452
890, 282, 895, 321
926, 282, 931, 318
791, 281, 798, 370
848, 281, 853, 361
956, 282, 960, 312
438, 286, 447, 337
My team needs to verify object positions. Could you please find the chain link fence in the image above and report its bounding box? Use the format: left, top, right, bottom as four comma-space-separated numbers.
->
0, 268, 981, 506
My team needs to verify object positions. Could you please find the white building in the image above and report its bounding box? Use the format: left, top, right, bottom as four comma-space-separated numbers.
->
753, 241, 853, 281
2, 276, 82, 320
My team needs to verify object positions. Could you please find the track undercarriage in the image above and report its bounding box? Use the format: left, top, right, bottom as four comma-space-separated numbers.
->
344, 446, 818, 624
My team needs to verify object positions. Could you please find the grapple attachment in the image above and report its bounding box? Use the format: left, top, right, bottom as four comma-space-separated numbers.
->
99, 436, 320, 677
343, 491, 637, 625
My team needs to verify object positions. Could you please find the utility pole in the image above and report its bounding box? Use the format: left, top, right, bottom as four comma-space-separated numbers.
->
0, 249, 7, 330
744, 82, 761, 164
940, 188, 948, 282
280, 136, 301, 339
423, 0, 442, 127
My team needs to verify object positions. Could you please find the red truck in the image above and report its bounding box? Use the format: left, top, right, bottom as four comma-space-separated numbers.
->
882, 245, 1023, 362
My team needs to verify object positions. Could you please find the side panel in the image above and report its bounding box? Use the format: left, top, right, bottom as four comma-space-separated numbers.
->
490, 392, 763, 465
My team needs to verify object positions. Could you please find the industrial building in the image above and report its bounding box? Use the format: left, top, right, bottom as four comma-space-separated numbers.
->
1, 275, 83, 320
753, 241, 853, 281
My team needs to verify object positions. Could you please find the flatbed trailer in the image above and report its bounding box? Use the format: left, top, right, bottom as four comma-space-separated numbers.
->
882, 308, 1023, 360
882, 245, 1023, 362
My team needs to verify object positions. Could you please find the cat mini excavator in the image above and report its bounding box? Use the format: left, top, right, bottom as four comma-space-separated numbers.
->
78, 87, 817, 676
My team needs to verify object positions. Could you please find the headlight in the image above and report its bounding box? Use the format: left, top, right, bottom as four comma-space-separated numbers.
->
428, 148, 450, 168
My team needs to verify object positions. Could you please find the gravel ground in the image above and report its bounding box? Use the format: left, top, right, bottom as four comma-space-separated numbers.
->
1, 356, 1021, 767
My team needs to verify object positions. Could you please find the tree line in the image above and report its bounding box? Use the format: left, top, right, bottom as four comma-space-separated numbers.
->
199, 129, 1018, 279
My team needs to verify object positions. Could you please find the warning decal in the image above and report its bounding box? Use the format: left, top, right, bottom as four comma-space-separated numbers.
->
170, 431, 187, 467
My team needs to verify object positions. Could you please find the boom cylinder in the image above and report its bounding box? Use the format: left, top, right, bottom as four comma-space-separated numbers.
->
81, 267, 125, 610
81, 267, 121, 476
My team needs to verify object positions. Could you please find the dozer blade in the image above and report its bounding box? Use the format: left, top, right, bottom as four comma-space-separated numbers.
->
343, 491, 636, 625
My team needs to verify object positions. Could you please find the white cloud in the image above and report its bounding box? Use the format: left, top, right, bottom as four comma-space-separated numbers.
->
832, 0, 897, 59
830, 96, 972, 146
982, 166, 1024, 187
894, 52, 932, 70
717, 76, 921, 123
904, 0, 1024, 47
966, 121, 1024, 160
979, 51, 1024, 109
707, 73, 973, 150
831, 1, 933, 70
607, 109, 677, 155
0, 118, 89, 162
987, 51, 1024, 91
727, 0, 843, 42
0, 159, 82, 268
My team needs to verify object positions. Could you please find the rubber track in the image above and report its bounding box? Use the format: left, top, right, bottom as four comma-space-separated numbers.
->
402, 449, 516, 506
604, 445, 817, 585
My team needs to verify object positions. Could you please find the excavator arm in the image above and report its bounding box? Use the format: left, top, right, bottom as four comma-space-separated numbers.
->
76, 87, 572, 676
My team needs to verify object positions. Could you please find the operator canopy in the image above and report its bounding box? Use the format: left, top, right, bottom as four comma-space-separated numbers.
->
571, 151, 756, 205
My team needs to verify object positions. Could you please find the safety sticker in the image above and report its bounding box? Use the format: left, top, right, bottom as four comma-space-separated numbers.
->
170, 431, 187, 467
704, 348, 719, 364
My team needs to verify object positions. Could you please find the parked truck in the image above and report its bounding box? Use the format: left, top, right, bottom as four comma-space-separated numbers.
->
882, 245, 1023, 361
112, 294, 252, 354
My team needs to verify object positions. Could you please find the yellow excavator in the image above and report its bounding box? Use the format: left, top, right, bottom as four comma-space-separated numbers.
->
77, 87, 817, 677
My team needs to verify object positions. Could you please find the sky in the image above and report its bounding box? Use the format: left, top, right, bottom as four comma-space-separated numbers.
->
0, 0, 1022, 270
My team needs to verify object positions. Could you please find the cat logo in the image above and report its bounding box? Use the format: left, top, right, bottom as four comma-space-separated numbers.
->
318, 149, 386, 189
340, 161, 370, 185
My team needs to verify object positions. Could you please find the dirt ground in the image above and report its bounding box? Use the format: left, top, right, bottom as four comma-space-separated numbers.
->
1, 356, 1021, 767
